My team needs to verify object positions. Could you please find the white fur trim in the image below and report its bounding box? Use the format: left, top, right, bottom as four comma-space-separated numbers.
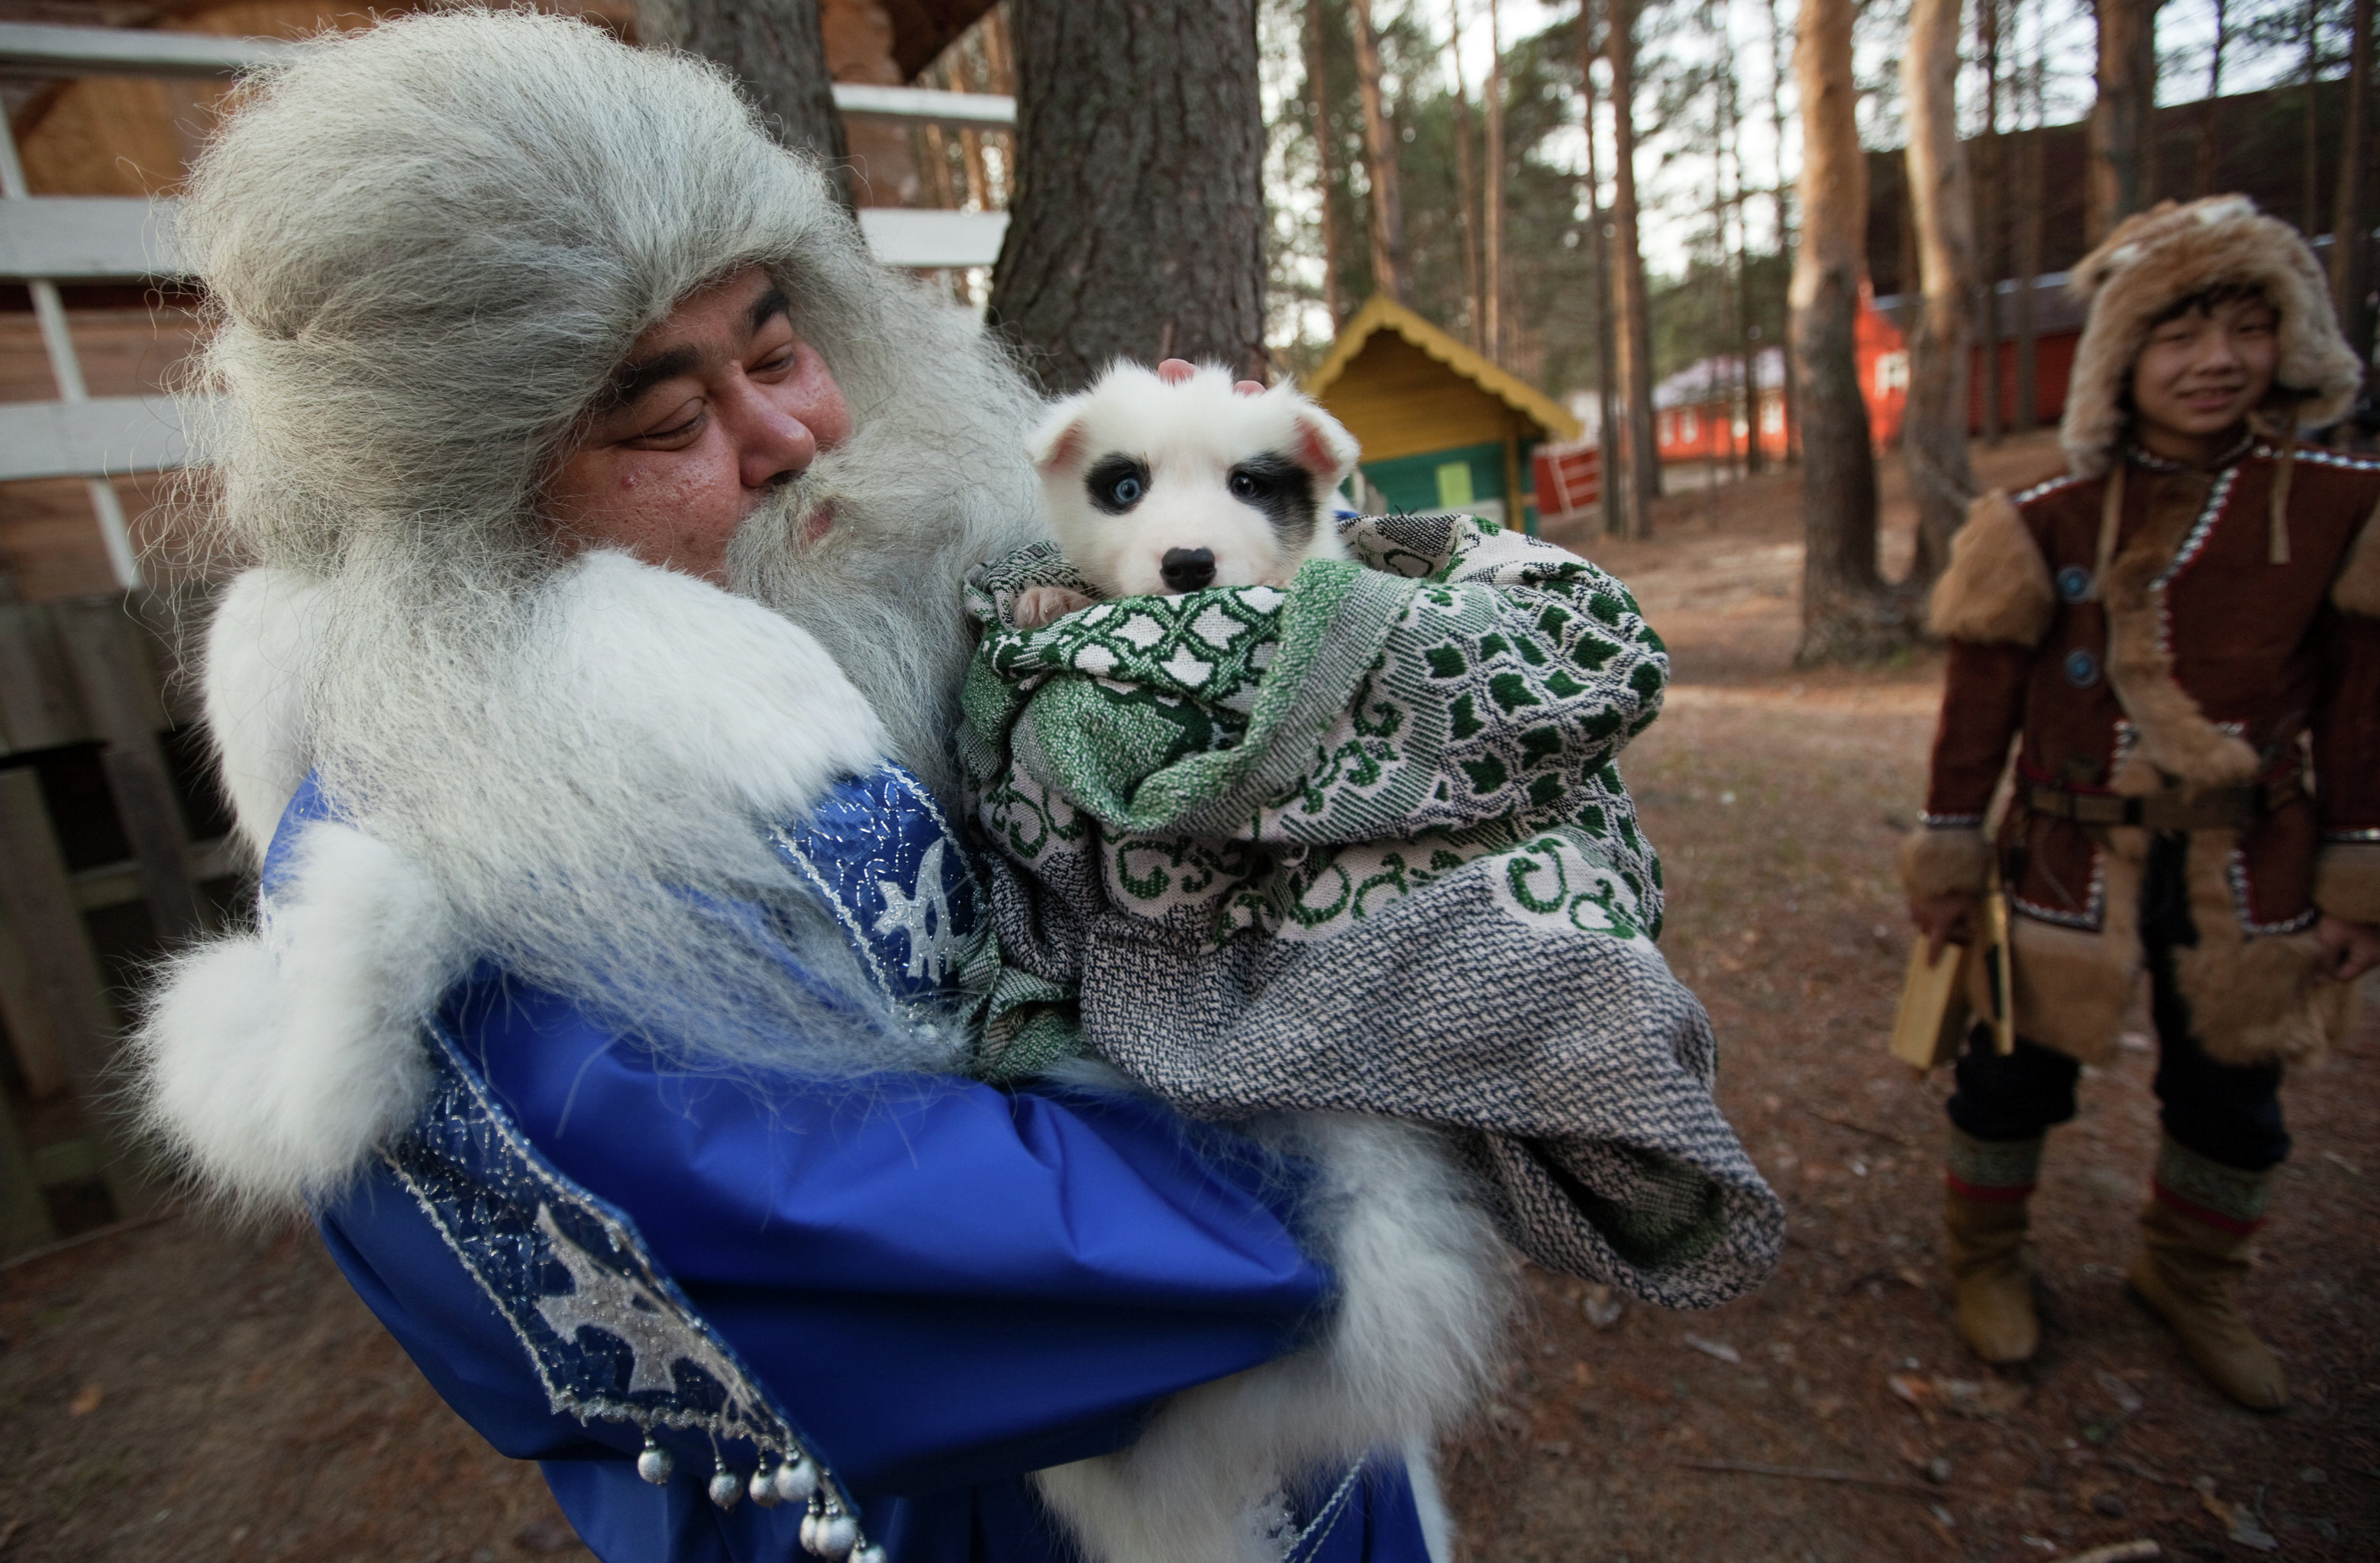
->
1031, 1116, 1507, 1563
205, 569, 333, 859
132, 823, 467, 1212
527, 551, 889, 824
204, 552, 890, 857
169, 551, 895, 1206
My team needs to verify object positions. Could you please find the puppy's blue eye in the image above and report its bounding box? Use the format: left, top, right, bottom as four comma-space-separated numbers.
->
1111, 476, 1144, 505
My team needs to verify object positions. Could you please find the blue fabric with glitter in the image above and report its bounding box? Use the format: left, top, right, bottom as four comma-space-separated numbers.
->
768, 764, 985, 1011
283, 770, 1438, 1562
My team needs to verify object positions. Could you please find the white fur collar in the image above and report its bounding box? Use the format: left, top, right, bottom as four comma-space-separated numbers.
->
140, 551, 888, 1209
202, 551, 888, 858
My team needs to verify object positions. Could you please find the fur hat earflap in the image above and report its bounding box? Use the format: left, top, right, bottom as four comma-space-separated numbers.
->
2059, 195, 2365, 476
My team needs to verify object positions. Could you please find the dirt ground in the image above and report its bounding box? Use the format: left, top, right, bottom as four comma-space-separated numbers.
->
3, 431, 2374, 1561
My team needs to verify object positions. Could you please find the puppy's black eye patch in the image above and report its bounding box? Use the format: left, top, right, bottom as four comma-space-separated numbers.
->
1226, 456, 1319, 544
1087, 455, 1151, 515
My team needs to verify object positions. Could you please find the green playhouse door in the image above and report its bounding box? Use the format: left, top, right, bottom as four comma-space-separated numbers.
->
1357, 440, 1538, 534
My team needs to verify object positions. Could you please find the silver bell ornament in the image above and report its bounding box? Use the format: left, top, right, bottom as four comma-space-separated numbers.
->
851, 1544, 889, 1563
773, 1452, 819, 1504
749, 1464, 783, 1507
798, 1502, 823, 1553
708, 1464, 744, 1510
817, 1510, 859, 1557
635, 1438, 674, 1486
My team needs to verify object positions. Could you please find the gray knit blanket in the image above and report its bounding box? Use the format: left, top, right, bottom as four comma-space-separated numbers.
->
957, 512, 1782, 1309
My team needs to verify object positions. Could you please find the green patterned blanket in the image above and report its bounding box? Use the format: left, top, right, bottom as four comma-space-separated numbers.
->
959, 512, 1781, 1308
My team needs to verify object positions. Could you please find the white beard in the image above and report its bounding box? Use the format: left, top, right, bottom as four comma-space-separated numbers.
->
726, 407, 1046, 809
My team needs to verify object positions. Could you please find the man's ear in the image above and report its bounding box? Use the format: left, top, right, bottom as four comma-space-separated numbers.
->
1287, 404, 1361, 492
1028, 396, 1093, 475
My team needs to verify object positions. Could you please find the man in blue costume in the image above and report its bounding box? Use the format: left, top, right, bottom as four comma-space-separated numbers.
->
135, 11, 1508, 1562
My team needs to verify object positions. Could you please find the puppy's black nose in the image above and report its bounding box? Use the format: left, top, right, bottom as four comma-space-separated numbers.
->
1160, 547, 1216, 592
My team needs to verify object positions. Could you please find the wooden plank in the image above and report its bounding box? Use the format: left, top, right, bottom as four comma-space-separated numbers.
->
0, 888, 71, 1099
0, 198, 184, 282
832, 82, 1016, 128
0, 396, 189, 482
0, 20, 289, 77
853, 208, 1009, 268
71, 835, 236, 912
57, 602, 200, 942
0, 600, 90, 753
0, 1070, 58, 1258
0, 769, 153, 1216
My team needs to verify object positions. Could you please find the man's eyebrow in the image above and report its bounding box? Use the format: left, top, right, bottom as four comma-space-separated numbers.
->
749, 286, 791, 335
602, 345, 701, 410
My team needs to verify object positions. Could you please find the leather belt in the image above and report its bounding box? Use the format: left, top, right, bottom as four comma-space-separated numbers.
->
2020, 774, 2301, 832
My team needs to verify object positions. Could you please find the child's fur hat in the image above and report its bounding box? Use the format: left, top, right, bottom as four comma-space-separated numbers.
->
2059, 194, 2364, 476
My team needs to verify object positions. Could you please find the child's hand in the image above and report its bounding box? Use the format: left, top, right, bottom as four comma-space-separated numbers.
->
2314, 915, 2380, 984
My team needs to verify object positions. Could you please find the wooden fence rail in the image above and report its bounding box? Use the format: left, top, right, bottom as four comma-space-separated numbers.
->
0, 591, 225, 1253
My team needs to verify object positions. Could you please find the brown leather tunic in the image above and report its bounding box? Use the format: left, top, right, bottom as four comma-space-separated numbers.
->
1925, 440, 2380, 936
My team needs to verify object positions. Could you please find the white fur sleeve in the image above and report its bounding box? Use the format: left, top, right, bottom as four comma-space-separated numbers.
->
134, 823, 467, 1213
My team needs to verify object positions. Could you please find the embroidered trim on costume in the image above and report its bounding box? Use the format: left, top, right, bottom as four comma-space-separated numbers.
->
1946, 1132, 2045, 1192
2149, 465, 2240, 662
2153, 1137, 2273, 1227
379, 1025, 880, 1548
2226, 847, 2321, 935
2011, 846, 2107, 931
2150, 465, 2239, 595
2323, 826, 2380, 842
2255, 441, 2380, 472
767, 761, 989, 1016
2123, 430, 2252, 474
2013, 473, 2088, 506
1282, 1461, 1369, 1563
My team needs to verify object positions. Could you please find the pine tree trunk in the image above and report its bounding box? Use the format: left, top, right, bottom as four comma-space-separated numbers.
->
989, 0, 1268, 393
1580, 0, 1623, 533
1768, 0, 1799, 463
2088, 0, 2164, 241
637, 0, 851, 208
1351, 0, 1410, 304
1485, 0, 1508, 363
1452, 18, 1485, 352
1904, 0, 1978, 591
1978, 0, 2004, 446
1792, 0, 1895, 662
2017, 16, 2045, 431
1306, 0, 1346, 331
1607, 0, 1661, 537
2336, 0, 2377, 434
2304, 0, 2324, 236
2196, 0, 2228, 195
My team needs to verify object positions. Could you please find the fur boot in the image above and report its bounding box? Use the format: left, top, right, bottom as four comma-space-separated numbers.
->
1943, 1129, 2044, 1364
2126, 1136, 2288, 1412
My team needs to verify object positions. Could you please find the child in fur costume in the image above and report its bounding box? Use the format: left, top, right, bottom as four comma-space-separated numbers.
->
1901, 195, 2380, 1410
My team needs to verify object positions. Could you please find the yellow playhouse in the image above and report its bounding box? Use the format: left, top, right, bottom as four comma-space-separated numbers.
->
1303, 295, 1581, 536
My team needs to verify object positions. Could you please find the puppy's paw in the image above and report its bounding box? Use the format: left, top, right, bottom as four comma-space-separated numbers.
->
1012, 584, 1096, 629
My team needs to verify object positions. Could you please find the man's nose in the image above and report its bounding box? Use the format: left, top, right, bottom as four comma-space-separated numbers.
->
720, 375, 820, 488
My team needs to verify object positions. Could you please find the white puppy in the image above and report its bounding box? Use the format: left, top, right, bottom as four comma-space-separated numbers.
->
1012, 358, 1363, 628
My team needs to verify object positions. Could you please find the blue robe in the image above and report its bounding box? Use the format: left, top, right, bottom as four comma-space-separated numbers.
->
276, 771, 1436, 1562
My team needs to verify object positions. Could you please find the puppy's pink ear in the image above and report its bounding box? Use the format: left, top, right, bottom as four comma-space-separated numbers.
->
1027, 399, 1092, 473
1287, 405, 1361, 487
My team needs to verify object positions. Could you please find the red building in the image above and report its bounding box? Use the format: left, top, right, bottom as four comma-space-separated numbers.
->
1645, 279, 2086, 470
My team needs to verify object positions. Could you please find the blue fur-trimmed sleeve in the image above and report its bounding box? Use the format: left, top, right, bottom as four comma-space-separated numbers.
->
438, 971, 1329, 1496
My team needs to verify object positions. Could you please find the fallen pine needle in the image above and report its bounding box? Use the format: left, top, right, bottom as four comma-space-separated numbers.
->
2063, 1543, 2159, 1563
1674, 1458, 1935, 1494
1806, 1110, 1917, 1148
